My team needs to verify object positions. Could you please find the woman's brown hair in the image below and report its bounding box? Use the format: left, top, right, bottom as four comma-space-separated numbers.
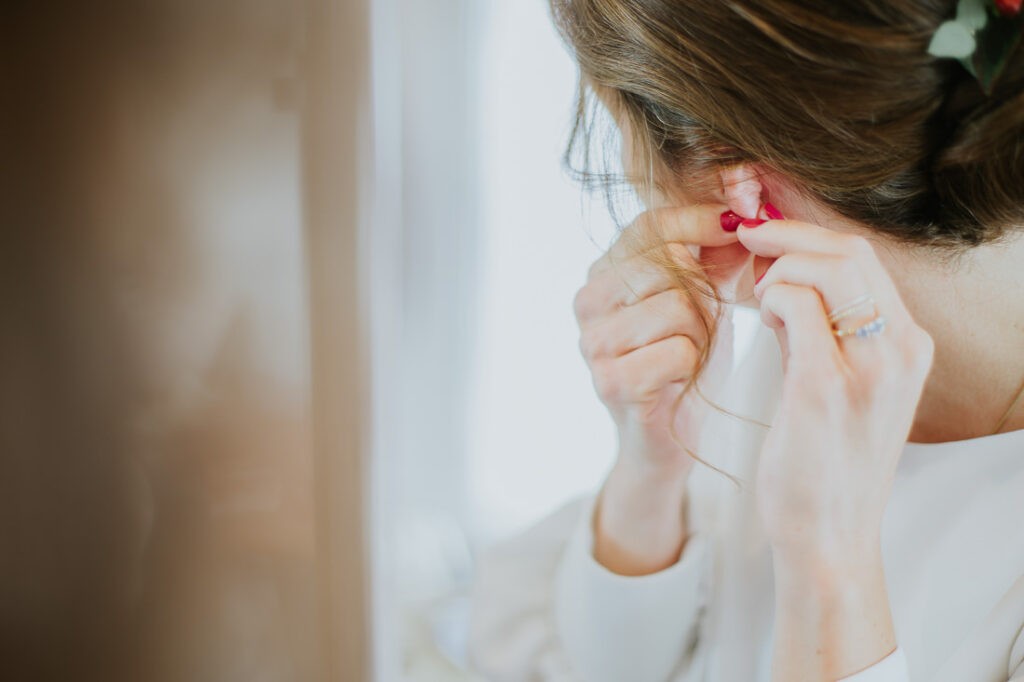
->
550, 0, 1024, 472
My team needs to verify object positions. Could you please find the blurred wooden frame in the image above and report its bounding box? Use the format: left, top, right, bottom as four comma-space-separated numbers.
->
2, 0, 378, 679
303, 0, 373, 679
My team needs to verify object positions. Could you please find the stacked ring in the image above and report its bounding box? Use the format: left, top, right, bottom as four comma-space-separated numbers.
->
833, 315, 888, 338
827, 294, 887, 339
827, 294, 876, 324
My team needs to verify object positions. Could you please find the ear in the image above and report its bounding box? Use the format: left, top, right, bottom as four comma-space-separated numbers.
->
719, 165, 764, 220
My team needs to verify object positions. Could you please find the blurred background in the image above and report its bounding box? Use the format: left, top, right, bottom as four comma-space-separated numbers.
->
2, 0, 622, 680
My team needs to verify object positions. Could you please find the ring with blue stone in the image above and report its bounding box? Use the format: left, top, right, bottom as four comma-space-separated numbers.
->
833, 315, 888, 339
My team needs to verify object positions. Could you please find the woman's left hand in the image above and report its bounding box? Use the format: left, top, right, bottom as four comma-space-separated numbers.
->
736, 216, 934, 680
737, 217, 933, 558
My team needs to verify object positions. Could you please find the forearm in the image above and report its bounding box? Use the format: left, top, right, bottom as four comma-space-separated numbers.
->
771, 544, 896, 681
593, 457, 690, 575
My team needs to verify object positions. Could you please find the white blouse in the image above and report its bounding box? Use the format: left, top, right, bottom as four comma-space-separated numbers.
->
468, 308, 1024, 682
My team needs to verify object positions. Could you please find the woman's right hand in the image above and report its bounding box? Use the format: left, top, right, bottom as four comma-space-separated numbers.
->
573, 204, 745, 575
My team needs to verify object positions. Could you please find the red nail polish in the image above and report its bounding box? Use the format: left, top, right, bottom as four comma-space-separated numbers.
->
720, 210, 742, 232
764, 203, 785, 220
741, 219, 765, 228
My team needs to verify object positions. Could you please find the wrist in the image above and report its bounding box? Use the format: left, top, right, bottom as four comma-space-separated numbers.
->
773, 543, 886, 601
770, 528, 884, 577
768, 520, 884, 573
607, 453, 691, 502
592, 458, 691, 576
771, 544, 896, 680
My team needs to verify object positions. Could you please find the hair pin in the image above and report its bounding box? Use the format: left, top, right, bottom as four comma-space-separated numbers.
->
928, 0, 1023, 95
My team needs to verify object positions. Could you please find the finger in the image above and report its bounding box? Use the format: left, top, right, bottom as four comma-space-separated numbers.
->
593, 204, 739, 276
595, 335, 700, 402
753, 252, 906, 360
736, 219, 860, 259
753, 252, 876, 322
754, 253, 911, 372
739, 220, 908, 316
758, 283, 840, 370
576, 243, 700, 320
580, 288, 711, 360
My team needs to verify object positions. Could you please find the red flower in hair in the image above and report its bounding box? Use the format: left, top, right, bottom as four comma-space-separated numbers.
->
994, 0, 1022, 17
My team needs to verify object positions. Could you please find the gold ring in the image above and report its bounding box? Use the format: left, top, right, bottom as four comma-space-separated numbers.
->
827, 294, 876, 324
833, 314, 888, 339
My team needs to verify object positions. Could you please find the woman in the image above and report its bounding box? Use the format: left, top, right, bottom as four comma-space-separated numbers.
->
469, 1, 1024, 681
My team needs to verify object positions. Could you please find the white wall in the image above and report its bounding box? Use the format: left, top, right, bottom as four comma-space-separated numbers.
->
466, 0, 620, 543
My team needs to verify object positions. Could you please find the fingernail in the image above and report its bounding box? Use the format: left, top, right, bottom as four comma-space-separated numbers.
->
720, 210, 743, 232
741, 218, 765, 228
764, 202, 785, 220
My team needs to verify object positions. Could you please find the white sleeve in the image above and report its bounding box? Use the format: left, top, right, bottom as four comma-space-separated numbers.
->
554, 495, 710, 682
468, 495, 710, 682
836, 647, 909, 682
467, 498, 587, 682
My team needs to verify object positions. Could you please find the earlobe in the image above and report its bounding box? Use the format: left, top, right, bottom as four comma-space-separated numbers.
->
719, 165, 763, 220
